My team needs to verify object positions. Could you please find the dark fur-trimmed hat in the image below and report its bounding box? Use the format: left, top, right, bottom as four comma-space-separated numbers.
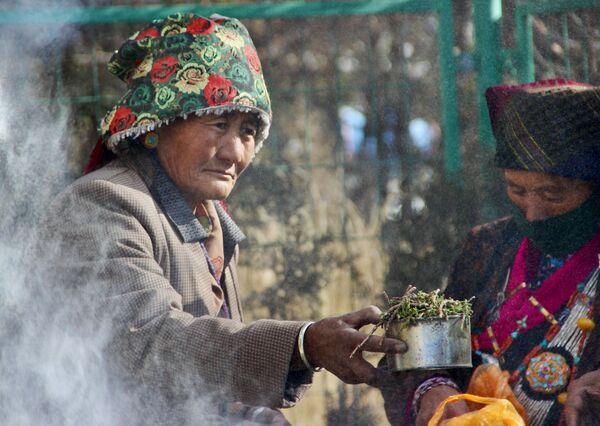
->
486, 79, 600, 182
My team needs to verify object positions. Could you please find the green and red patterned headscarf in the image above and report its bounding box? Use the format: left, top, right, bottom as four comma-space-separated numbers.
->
99, 13, 271, 154
485, 79, 600, 183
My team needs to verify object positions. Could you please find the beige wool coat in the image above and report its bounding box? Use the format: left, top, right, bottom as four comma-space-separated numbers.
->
26, 153, 311, 415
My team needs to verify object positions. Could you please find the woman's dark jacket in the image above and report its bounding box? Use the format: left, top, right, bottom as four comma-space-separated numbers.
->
380, 216, 600, 425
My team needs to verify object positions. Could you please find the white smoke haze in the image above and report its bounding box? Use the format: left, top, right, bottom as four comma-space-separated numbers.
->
0, 2, 217, 425
0, 3, 116, 424
0, 7, 69, 320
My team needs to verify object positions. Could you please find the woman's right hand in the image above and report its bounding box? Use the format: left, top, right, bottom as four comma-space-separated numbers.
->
416, 385, 470, 426
302, 306, 407, 386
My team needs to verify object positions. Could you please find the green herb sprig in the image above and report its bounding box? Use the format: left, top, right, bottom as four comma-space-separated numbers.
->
349, 285, 473, 359
382, 286, 473, 327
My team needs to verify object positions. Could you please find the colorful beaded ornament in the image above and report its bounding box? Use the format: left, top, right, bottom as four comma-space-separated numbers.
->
473, 281, 595, 392
525, 351, 570, 394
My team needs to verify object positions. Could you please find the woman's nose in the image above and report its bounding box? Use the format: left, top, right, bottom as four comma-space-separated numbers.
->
522, 200, 548, 222
218, 133, 244, 163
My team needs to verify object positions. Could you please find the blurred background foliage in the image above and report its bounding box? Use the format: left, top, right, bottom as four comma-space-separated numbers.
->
1, 0, 599, 424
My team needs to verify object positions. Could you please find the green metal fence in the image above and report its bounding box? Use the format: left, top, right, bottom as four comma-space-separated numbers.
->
3, 0, 598, 301
1, 0, 476, 307
1, 1, 461, 182
514, 0, 599, 83
474, 0, 600, 147
0, 0, 461, 224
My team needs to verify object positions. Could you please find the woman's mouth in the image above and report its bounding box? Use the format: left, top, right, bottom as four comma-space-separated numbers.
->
203, 169, 235, 179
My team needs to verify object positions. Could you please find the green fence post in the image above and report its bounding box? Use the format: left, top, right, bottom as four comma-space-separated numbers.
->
515, 5, 535, 83
473, 0, 503, 149
473, 0, 503, 220
437, 0, 461, 183
514, 0, 599, 84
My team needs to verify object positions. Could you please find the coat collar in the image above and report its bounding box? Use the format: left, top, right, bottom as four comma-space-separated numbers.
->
128, 152, 246, 266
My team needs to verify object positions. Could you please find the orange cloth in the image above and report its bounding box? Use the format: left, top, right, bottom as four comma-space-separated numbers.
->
428, 394, 525, 426
466, 364, 526, 421
428, 364, 527, 426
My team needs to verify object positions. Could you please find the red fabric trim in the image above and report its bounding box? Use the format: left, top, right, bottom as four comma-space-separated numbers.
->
218, 199, 230, 214
83, 138, 107, 175
485, 79, 593, 131
477, 229, 600, 350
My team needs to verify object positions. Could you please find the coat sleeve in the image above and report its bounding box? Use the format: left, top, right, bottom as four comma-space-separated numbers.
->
27, 176, 311, 409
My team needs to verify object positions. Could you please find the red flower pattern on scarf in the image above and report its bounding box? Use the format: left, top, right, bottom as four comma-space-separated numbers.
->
244, 45, 261, 74
109, 106, 136, 134
135, 27, 160, 40
101, 14, 271, 146
187, 18, 215, 35
203, 75, 237, 106
150, 56, 179, 83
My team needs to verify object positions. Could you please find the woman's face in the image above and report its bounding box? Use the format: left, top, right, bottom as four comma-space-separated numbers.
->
157, 111, 258, 206
504, 169, 594, 221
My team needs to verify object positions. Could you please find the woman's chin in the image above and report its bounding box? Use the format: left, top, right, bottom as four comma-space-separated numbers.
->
186, 185, 233, 203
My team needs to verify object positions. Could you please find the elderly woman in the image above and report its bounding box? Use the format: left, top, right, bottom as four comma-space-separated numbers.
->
380, 79, 600, 426
26, 13, 406, 424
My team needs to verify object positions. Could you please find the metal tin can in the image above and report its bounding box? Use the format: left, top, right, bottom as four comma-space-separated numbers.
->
385, 315, 472, 371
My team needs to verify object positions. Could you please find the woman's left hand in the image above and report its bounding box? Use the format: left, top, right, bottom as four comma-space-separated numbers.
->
416, 385, 469, 426
564, 370, 600, 426
227, 403, 290, 425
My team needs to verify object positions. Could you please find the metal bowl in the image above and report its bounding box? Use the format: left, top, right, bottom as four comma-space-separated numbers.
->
385, 315, 472, 371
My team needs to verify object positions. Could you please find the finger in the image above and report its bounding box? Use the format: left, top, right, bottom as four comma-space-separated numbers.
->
359, 334, 407, 354
577, 374, 600, 398
564, 393, 582, 426
445, 399, 470, 418
349, 358, 380, 386
563, 406, 578, 426
344, 305, 383, 328
368, 365, 394, 389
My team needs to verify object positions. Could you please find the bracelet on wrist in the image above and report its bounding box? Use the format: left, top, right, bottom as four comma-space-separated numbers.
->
298, 322, 323, 373
412, 376, 459, 415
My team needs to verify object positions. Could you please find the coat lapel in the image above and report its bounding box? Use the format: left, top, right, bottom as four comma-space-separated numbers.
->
128, 152, 245, 320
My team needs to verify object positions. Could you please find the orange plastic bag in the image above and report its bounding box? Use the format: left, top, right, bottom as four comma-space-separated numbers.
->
427, 394, 526, 426
467, 364, 526, 421
427, 364, 527, 426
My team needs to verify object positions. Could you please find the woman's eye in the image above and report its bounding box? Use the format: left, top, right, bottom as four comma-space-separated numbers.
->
508, 187, 525, 196
243, 126, 257, 137
213, 121, 227, 129
541, 191, 564, 202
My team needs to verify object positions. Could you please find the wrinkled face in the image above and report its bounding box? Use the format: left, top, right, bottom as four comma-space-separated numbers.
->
157, 111, 258, 206
504, 169, 594, 221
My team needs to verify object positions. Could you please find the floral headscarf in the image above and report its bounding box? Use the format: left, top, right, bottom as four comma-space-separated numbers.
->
99, 13, 271, 154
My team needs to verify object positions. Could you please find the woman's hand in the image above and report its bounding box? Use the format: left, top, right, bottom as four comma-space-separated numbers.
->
227, 403, 290, 425
303, 306, 407, 386
242, 407, 290, 426
564, 370, 600, 426
416, 385, 469, 426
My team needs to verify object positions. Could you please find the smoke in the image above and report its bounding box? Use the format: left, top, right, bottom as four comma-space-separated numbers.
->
0, 3, 216, 425
0, 3, 111, 425
0, 10, 68, 318
0, 3, 293, 424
